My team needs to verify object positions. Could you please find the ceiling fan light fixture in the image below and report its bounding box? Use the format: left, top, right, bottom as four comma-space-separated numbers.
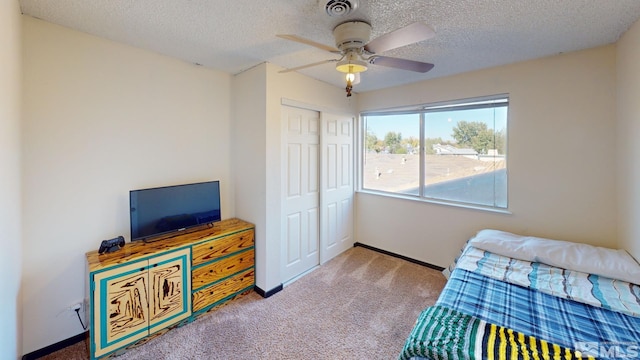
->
337, 49, 366, 97
336, 49, 368, 73
345, 71, 360, 85
345, 72, 356, 83
342, 65, 362, 98
335, 59, 368, 73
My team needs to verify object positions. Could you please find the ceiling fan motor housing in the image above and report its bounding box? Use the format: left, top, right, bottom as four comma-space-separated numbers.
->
333, 21, 371, 51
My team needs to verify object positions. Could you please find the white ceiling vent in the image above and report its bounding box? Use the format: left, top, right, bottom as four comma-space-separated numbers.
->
321, 0, 359, 17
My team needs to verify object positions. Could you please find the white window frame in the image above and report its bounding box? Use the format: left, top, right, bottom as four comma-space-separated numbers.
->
358, 94, 509, 212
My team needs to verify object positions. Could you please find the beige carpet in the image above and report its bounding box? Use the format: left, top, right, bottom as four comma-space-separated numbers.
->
41, 246, 446, 360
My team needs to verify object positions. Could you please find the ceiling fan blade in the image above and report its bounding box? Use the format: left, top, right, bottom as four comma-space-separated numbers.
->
364, 22, 435, 54
277, 34, 341, 53
369, 56, 434, 73
279, 59, 339, 73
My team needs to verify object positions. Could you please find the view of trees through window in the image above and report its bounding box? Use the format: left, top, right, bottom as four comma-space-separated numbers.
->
362, 97, 508, 208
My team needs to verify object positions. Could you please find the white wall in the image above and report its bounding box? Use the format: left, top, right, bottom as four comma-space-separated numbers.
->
617, 18, 640, 262
21, 17, 232, 355
356, 45, 618, 267
232, 62, 357, 292
232, 65, 268, 288
0, 2, 22, 358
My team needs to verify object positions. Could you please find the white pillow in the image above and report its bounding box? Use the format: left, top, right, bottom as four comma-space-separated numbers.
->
468, 229, 640, 285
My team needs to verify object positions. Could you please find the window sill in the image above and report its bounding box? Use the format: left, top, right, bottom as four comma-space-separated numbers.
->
356, 189, 513, 215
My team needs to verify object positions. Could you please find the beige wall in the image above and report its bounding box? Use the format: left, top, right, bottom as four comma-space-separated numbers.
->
232, 64, 268, 288
617, 18, 640, 262
17, 10, 640, 356
232, 62, 356, 292
1, 1, 22, 358
356, 45, 618, 267
21, 17, 232, 355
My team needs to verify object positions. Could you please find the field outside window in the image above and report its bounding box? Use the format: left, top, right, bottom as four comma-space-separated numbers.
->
362, 97, 508, 209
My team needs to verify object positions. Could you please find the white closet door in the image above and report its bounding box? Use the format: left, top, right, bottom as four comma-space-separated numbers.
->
282, 105, 320, 283
320, 113, 354, 263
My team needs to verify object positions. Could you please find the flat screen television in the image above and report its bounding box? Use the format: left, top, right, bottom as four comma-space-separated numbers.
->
129, 180, 221, 242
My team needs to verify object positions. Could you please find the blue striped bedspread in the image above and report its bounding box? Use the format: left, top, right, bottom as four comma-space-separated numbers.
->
455, 246, 640, 317
437, 268, 640, 353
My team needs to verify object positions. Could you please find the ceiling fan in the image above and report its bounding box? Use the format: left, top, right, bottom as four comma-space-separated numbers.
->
277, 21, 436, 96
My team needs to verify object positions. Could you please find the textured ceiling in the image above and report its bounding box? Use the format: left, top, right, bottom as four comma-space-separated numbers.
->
19, 0, 640, 93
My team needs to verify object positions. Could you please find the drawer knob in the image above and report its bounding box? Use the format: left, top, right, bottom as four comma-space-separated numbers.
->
209, 270, 213, 273
210, 291, 214, 295
140, 268, 145, 272
209, 246, 213, 250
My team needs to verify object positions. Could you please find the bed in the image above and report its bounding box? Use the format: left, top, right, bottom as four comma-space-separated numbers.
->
399, 229, 640, 360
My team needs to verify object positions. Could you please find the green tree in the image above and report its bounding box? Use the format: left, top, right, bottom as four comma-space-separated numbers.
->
452, 121, 487, 147
365, 130, 378, 151
471, 129, 495, 154
452, 121, 502, 154
384, 131, 402, 153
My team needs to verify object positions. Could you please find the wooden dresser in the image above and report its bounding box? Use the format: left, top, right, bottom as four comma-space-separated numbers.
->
86, 218, 255, 359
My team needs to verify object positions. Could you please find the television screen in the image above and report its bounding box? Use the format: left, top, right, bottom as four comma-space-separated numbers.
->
130, 181, 221, 241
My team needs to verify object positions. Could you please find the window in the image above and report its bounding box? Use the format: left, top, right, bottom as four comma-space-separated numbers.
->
361, 96, 508, 209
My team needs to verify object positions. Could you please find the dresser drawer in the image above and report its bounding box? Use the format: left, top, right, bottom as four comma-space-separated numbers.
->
192, 268, 254, 312
192, 249, 254, 289
191, 229, 254, 267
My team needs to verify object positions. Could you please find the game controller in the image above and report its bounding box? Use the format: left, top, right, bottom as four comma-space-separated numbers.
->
99, 236, 125, 254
